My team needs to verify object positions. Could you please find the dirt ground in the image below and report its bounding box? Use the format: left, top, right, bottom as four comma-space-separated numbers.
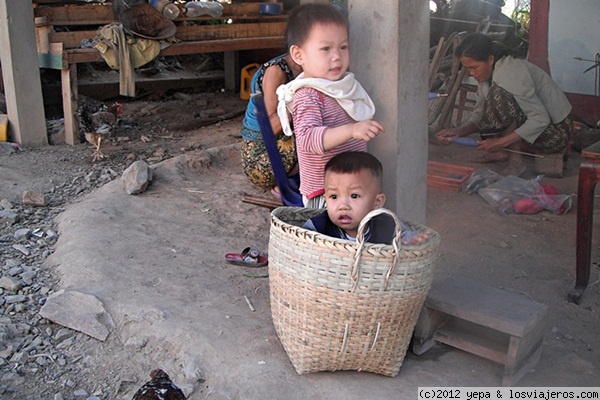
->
1, 90, 599, 399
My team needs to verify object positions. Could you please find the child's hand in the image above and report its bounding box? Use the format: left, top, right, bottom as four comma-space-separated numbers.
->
352, 120, 384, 142
402, 230, 432, 246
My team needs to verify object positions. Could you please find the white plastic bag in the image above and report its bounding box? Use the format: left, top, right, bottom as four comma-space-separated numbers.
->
478, 175, 572, 215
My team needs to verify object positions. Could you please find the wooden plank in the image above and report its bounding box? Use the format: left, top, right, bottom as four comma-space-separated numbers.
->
505, 312, 547, 370
49, 22, 286, 49
34, 3, 285, 25
49, 31, 93, 49
502, 341, 543, 386
242, 194, 282, 210
62, 63, 78, 145
34, 3, 116, 25
64, 37, 286, 64
426, 276, 548, 338
38, 52, 63, 69
434, 319, 509, 365
224, 51, 239, 92
174, 22, 286, 41
157, 36, 285, 55
412, 307, 451, 355
534, 153, 563, 177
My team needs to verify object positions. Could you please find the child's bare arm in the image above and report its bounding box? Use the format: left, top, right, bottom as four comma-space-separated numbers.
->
322, 120, 384, 151
402, 230, 432, 246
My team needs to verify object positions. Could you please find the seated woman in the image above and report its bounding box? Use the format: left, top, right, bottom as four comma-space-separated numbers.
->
435, 33, 573, 176
240, 53, 302, 195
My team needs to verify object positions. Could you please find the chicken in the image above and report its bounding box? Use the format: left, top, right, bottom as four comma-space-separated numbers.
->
77, 95, 122, 161
132, 369, 186, 400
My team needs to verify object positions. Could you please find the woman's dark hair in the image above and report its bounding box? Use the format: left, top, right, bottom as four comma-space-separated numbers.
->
454, 33, 511, 63
285, 3, 349, 49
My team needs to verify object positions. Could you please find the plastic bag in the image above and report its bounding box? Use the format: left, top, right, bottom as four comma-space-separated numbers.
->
478, 175, 572, 216
462, 167, 503, 194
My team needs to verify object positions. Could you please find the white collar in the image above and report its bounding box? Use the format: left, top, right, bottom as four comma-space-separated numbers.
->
276, 72, 376, 136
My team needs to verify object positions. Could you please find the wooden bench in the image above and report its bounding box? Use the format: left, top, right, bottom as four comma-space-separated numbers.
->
412, 276, 548, 386
33, 1, 287, 145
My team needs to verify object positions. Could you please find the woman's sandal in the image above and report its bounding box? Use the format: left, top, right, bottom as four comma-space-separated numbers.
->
225, 247, 268, 267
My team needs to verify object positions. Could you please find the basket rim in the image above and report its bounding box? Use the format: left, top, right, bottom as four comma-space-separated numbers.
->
270, 206, 440, 250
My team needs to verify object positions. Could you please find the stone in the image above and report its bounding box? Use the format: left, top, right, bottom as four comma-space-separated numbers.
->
22, 191, 47, 207
121, 160, 153, 195
0, 276, 23, 293
5, 259, 20, 269
182, 352, 205, 383
124, 336, 147, 352
5, 295, 27, 304
0, 344, 14, 359
73, 389, 88, 397
0, 198, 13, 210
11, 244, 30, 256
0, 210, 20, 224
20, 271, 36, 286
8, 267, 23, 276
13, 228, 31, 241
45, 229, 59, 244
39, 289, 115, 341
0, 142, 18, 154
9, 350, 28, 363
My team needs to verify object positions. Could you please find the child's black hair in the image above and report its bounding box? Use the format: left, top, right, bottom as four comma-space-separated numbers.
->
325, 151, 383, 185
285, 3, 349, 49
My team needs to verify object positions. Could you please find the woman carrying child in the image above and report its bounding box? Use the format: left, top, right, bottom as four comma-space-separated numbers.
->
240, 53, 302, 193
277, 3, 384, 208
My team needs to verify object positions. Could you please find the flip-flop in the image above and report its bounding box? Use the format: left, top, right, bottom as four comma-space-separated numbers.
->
225, 247, 268, 267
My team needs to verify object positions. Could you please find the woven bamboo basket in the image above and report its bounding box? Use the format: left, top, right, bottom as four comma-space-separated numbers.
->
268, 207, 440, 377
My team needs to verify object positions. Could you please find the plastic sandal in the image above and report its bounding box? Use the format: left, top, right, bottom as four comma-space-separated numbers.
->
225, 247, 268, 267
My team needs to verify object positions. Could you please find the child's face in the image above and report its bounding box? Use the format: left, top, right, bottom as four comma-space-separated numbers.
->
324, 169, 386, 238
290, 22, 349, 81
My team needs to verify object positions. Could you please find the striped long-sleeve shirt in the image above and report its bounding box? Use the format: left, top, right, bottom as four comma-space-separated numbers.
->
292, 87, 368, 199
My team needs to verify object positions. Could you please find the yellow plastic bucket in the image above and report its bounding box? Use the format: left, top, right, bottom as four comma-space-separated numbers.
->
0, 115, 8, 142
240, 63, 260, 101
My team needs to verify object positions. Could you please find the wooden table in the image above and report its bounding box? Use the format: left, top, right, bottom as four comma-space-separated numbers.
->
569, 140, 600, 303
34, 2, 287, 145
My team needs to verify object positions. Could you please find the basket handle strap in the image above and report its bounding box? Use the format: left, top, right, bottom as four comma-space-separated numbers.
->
338, 322, 382, 357
351, 208, 402, 292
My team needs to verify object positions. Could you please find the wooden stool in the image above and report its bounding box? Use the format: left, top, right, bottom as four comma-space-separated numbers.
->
454, 82, 478, 126
520, 143, 566, 178
413, 276, 548, 386
534, 153, 564, 177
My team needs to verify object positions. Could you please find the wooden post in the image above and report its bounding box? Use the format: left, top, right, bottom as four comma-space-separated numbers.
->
35, 16, 51, 53
224, 51, 239, 93
0, 0, 48, 146
62, 63, 79, 145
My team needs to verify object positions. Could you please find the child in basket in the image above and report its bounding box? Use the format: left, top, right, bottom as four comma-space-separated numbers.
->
303, 152, 431, 245
276, 3, 384, 208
